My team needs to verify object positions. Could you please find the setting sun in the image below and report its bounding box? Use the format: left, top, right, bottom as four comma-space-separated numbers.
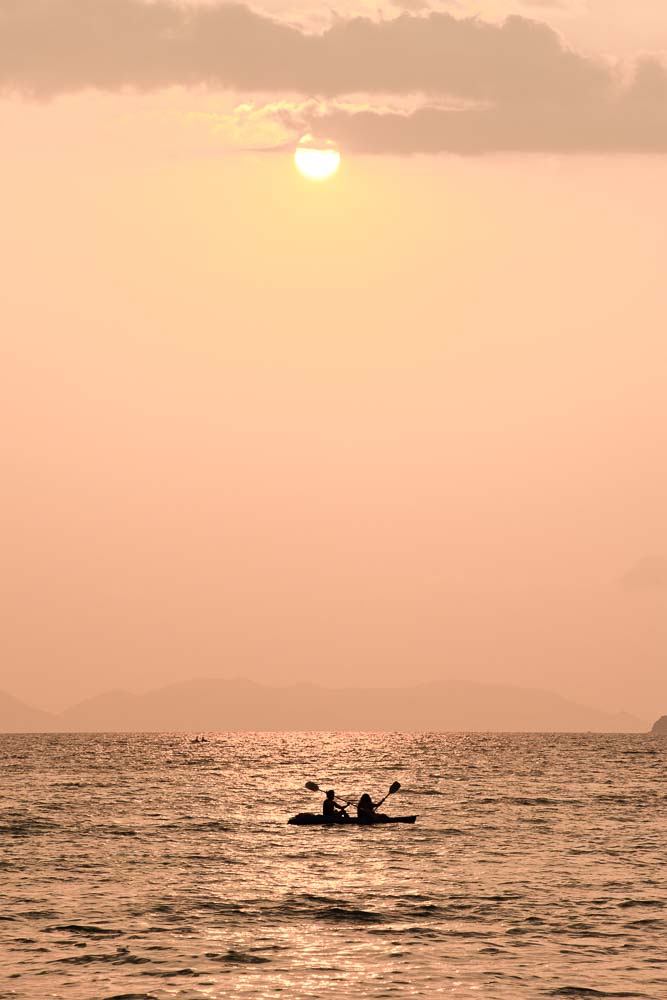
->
294, 145, 341, 181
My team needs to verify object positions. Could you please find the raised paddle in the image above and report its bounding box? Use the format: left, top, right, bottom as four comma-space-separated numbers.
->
374, 780, 401, 811
305, 779, 401, 810
305, 781, 352, 806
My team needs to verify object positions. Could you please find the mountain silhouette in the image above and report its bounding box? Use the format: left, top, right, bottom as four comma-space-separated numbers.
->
0, 690, 56, 733
0, 678, 644, 733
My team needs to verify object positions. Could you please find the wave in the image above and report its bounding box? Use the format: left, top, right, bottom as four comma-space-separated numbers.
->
618, 900, 664, 909
204, 949, 271, 964
547, 989, 654, 998
46, 924, 122, 936
101, 994, 160, 1000
53, 949, 150, 966
0, 817, 60, 837
327, 906, 386, 923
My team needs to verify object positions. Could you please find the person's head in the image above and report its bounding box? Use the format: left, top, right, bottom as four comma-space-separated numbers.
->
326, 790, 335, 800
358, 793, 372, 809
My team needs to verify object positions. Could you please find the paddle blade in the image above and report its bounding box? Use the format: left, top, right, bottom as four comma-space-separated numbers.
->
389, 781, 401, 795
305, 781, 320, 792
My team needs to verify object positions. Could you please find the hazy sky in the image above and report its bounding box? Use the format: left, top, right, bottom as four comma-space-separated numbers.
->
1, 1, 666, 718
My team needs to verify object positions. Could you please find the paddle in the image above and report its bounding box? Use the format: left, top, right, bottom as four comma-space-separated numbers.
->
306, 779, 401, 811
374, 780, 401, 811
305, 781, 352, 806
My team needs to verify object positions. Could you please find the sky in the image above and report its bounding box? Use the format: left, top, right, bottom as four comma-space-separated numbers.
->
1, 1, 666, 720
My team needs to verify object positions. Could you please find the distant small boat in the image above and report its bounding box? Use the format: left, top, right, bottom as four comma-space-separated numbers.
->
288, 813, 417, 826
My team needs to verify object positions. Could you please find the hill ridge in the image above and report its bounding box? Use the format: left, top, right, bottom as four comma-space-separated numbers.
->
0, 678, 646, 733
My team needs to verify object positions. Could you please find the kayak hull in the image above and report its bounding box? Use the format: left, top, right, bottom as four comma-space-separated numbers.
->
288, 813, 417, 826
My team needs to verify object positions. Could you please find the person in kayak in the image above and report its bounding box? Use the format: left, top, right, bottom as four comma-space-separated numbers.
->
357, 793, 389, 823
323, 790, 348, 822
356, 793, 376, 822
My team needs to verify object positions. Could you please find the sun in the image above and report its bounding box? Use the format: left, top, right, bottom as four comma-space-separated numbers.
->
294, 145, 341, 182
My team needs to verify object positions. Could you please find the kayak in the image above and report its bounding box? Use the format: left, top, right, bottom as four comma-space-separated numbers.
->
288, 813, 417, 826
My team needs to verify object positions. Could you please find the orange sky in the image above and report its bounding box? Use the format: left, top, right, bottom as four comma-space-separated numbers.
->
1, 2, 666, 719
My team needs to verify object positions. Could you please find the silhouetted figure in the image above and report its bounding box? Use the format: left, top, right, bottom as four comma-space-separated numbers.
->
357, 793, 388, 823
323, 789, 348, 822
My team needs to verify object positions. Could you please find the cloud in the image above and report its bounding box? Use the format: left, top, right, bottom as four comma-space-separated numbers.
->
1, 1, 665, 153
0, 2, 610, 98
293, 59, 667, 153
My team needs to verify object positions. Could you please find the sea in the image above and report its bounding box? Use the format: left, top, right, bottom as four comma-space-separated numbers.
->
1, 732, 665, 1000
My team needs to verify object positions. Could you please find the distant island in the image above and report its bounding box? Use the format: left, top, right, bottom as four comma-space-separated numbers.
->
651, 716, 667, 735
0, 678, 644, 734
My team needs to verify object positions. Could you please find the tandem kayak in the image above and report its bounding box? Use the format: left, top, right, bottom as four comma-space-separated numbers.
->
288, 813, 417, 826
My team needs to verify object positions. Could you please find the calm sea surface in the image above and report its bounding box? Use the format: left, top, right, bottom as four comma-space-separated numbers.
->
1, 732, 665, 999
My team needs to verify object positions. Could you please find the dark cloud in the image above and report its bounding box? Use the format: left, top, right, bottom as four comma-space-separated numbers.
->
0, 1, 609, 99
296, 59, 667, 153
0, 1, 665, 153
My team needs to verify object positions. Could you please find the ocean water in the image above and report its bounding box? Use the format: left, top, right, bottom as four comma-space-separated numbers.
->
1, 732, 665, 1000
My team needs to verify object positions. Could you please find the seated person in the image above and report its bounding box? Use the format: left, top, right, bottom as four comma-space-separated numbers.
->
356, 792, 387, 823
323, 789, 348, 821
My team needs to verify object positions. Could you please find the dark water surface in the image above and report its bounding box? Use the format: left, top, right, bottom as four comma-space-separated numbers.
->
1, 732, 666, 999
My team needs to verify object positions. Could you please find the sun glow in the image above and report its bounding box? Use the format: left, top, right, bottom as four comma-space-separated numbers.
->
294, 146, 341, 181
